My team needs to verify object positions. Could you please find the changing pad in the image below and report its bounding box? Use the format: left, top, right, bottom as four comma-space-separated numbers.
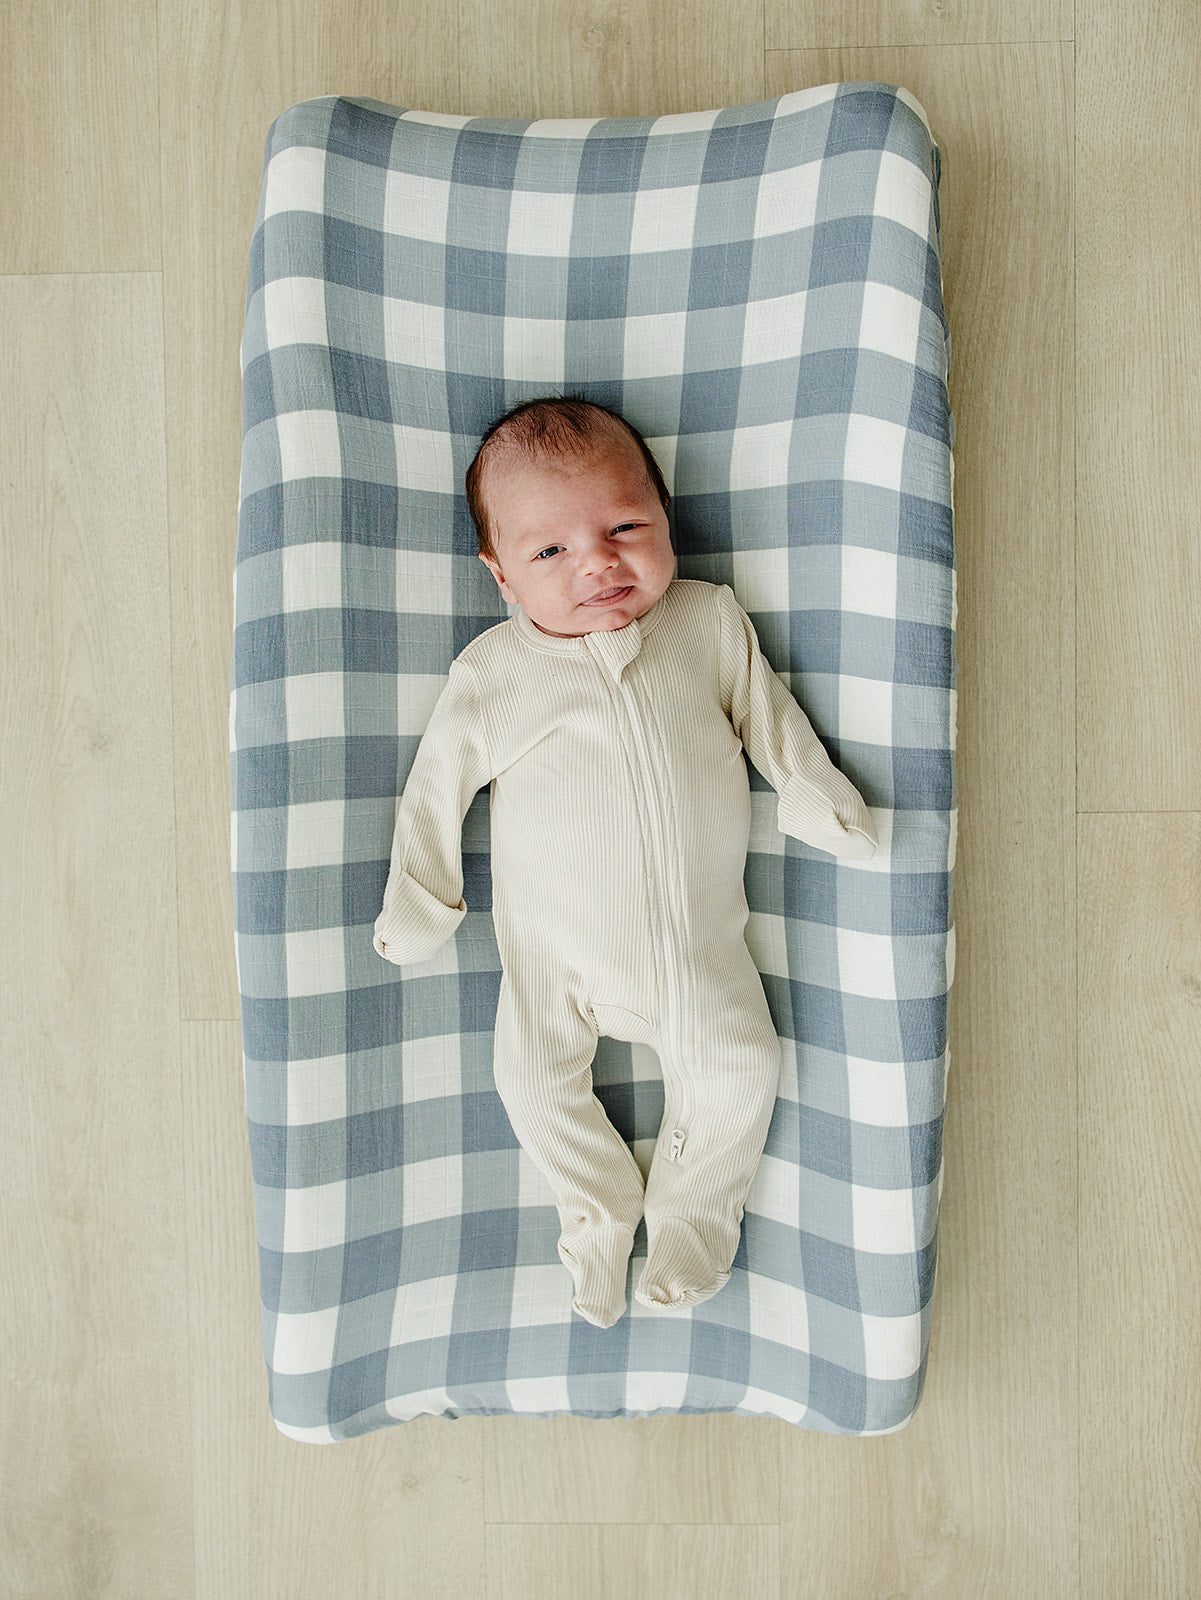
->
232, 81, 956, 1441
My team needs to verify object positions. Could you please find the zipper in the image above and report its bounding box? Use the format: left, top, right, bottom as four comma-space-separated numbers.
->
611, 672, 692, 1159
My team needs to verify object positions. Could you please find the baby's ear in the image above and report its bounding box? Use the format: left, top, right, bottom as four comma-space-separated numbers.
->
478, 551, 511, 598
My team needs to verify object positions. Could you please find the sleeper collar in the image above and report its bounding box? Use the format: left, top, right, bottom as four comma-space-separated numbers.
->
512, 589, 668, 682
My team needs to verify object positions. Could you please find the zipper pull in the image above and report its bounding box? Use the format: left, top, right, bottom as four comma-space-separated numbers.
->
668, 1129, 686, 1162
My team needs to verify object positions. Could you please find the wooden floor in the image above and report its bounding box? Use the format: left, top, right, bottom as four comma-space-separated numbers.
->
3, 2, 1199, 1595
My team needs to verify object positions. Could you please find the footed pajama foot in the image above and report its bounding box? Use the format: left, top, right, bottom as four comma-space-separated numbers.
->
634, 1216, 731, 1312
559, 1223, 636, 1328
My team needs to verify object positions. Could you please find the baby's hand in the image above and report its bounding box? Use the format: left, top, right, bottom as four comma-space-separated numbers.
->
777, 769, 878, 860
373, 875, 467, 965
823, 817, 878, 860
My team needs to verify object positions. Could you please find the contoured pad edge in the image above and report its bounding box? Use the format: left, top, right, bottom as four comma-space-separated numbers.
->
232, 82, 956, 1441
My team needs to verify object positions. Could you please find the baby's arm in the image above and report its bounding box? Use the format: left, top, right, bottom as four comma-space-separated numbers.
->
716, 584, 878, 860
373, 657, 493, 964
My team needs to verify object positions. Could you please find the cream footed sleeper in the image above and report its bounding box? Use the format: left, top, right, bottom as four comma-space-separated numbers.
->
374, 578, 878, 1326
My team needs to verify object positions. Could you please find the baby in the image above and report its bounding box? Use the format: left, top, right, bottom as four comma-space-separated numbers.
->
373, 397, 877, 1327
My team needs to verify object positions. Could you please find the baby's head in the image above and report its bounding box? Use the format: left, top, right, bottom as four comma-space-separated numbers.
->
466, 397, 675, 638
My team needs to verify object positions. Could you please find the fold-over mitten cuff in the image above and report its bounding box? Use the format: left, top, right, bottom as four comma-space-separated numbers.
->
777, 772, 878, 860
372, 874, 466, 965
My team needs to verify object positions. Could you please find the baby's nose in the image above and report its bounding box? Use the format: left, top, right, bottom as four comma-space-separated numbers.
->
581, 541, 618, 573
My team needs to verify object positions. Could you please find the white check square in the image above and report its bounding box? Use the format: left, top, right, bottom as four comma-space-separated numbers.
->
281, 1178, 346, 1253
506, 188, 575, 255
264, 145, 326, 218
861, 1311, 923, 1379
284, 1050, 348, 1125
285, 671, 344, 743
277, 410, 342, 482
286, 924, 347, 998
263, 276, 328, 348
837, 928, 896, 999
383, 169, 451, 243
859, 281, 922, 364
839, 675, 893, 746
382, 296, 445, 369
851, 1184, 916, 1254
503, 316, 566, 382
842, 545, 898, 618
272, 1306, 340, 1375
629, 184, 698, 253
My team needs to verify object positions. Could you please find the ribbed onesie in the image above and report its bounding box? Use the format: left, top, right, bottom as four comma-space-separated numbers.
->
373, 578, 877, 1325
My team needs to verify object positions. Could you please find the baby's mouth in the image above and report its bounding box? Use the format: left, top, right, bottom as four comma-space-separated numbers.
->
582, 585, 633, 605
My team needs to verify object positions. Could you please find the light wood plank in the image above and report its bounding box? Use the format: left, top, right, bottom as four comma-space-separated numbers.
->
1079, 814, 1201, 1599
0, 274, 191, 1598
484, 1413, 781, 1525
1076, 3, 1201, 810
157, 0, 460, 1024
487, 1525, 778, 1600
184, 1021, 488, 1598
0, 0, 161, 273
459, 0, 764, 119
767, 42, 1078, 1597
765, 0, 1072, 53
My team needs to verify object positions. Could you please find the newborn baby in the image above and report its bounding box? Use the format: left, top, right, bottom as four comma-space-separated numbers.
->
373, 397, 877, 1327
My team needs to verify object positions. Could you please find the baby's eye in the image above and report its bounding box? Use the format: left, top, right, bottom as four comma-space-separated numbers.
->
534, 546, 561, 561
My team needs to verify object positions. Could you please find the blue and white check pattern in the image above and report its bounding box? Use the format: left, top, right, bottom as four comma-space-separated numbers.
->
233, 82, 955, 1441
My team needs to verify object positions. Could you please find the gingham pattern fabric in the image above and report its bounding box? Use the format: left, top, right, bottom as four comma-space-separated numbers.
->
232, 82, 956, 1441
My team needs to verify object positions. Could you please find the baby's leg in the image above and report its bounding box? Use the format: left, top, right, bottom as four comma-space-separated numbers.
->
637, 950, 781, 1312
492, 972, 645, 1328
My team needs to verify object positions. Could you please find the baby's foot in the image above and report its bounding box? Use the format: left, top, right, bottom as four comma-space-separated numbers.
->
558, 1224, 636, 1328
634, 1216, 731, 1312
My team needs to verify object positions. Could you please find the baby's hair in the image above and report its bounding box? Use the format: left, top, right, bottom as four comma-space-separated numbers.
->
466, 395, 670, 565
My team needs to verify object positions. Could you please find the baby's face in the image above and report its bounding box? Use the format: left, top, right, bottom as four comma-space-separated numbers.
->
477, 432, 675, 637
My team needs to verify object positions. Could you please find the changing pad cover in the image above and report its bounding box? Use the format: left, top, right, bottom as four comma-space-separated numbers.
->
232, 81, 956, 1441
